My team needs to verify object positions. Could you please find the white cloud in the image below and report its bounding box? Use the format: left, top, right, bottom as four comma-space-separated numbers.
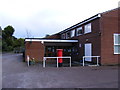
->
0, 0, 119, 38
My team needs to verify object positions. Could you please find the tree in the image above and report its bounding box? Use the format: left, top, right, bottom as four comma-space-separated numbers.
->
13, 38, 24, 48
2, 25, 25, 52
2, 25, 15, 51
4, 25, 15, 37
13, 38, 25, 53
45, 34, 50, 38
26, 29, 34, 38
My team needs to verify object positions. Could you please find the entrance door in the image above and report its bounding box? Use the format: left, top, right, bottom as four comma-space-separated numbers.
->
85, 43, 92, 61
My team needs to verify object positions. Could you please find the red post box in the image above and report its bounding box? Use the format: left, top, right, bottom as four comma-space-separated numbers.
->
57, 49, 63, 67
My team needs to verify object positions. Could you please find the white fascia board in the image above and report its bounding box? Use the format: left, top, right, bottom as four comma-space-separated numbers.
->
114, 33, 120, 35
25, 39, 78, 43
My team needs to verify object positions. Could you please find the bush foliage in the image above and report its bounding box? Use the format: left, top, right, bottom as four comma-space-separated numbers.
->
2, 25, 24, 52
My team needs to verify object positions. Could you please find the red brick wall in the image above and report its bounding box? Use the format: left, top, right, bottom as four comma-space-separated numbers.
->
24, 8, 120, 65
100, 8, 119, 65
67, 19, 101, 62
25, 42, 45, 62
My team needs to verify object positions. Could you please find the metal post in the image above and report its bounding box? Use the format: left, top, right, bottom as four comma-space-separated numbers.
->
57, 57, 58, 68
70, 57, 71, 67
83, 57, 85, 66
97, 56, 99, 66
27, 55, 29, 67
43, 57, 46, 68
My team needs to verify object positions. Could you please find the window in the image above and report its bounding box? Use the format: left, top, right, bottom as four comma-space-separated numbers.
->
76, 27, 82, 36
79, 43, 82, 47
66, 32, 71, 39
71, 30, 75, 37
84, 23, 91, 34
114, 34, 120, 54
68, 48, 71, 52
61, 34, 66, 39
47, 47, 52, 52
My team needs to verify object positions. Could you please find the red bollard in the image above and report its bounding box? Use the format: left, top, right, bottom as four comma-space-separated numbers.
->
57, 49, 63, 67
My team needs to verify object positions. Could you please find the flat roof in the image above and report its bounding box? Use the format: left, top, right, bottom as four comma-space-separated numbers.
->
25, 38, 78, 43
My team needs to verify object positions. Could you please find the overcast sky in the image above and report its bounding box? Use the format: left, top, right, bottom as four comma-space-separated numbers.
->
0, 0, 119, 38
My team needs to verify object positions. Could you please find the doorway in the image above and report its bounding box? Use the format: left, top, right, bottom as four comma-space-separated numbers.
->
85, 43, 92, 61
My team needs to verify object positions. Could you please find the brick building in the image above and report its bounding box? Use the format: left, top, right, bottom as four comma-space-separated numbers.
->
25, 8, 120, 65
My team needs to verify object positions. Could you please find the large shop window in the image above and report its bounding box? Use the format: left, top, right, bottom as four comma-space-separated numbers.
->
76, 27, 82, 36
71, 30, 75, 37
114, 34, 120, 54
84, 23, 91, 34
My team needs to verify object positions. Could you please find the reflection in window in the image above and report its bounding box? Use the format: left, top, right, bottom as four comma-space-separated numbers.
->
114, 34, 120, 54
71, 30, 75, 37
66, 32, 71, 39
61, 34, 66, 39
77, 27, 82, 36
84, 23, 91, 34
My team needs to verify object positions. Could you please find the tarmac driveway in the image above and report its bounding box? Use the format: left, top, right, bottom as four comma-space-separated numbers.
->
2, 53, 119, 88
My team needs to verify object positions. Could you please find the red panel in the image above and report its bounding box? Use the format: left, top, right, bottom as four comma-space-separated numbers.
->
57, 49, 63, 63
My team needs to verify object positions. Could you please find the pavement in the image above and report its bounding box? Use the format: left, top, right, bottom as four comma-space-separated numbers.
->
2, 53, 119, 88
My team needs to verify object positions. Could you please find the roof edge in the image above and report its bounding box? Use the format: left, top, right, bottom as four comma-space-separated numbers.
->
100, 7, 119, 15
59, 14, 101, 34
25, 38, 78, 43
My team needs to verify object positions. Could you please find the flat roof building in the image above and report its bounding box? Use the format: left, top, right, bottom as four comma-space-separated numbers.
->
25, 8, 120, 65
